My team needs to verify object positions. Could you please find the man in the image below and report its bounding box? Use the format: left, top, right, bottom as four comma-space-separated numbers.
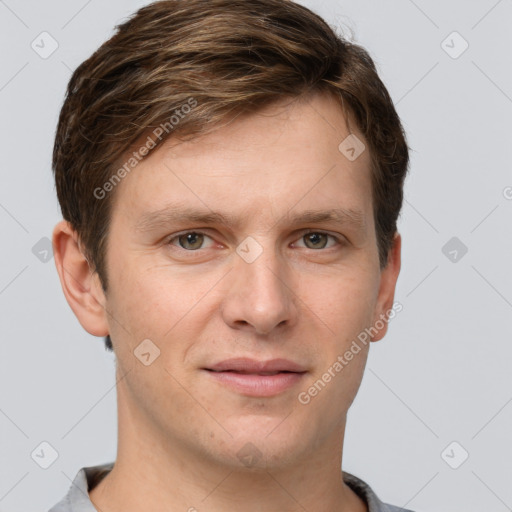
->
49, 0, 411, 510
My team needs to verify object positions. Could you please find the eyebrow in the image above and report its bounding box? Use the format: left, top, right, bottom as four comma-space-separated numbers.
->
134, 205, 367, 233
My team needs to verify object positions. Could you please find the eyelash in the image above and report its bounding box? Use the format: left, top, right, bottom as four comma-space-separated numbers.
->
165, 229, 344, 252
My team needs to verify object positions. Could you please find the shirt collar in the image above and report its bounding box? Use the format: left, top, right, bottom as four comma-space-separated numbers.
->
51, 462, 404, 512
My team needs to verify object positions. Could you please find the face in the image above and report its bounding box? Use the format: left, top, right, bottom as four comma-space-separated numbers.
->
61, 91, 400, 471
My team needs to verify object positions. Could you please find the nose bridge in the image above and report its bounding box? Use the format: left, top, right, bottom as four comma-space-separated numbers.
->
221, 235, 297, 334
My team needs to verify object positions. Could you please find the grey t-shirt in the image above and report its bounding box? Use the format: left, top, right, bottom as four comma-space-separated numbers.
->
48, 462, 414, 512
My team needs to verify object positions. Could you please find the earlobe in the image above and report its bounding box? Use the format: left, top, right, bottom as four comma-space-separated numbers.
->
52, 220, 110, 337
370, 232, 402, 343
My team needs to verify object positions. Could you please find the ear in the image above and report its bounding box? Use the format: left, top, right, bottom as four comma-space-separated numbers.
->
52, 220, 110, 337
370, 232, 401, 342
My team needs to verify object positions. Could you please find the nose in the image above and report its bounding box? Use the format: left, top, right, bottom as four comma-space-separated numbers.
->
220, 242, 298, 336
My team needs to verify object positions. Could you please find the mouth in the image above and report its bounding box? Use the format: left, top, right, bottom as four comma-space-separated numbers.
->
206, 369, 303, 376
204, 357, 307, 374
202, 362, 307, 397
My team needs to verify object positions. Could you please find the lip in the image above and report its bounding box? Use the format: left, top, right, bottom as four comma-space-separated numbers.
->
202, 358, 308, 397
205, 357, 307, 373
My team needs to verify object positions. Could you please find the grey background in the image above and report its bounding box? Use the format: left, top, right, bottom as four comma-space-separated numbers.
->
1, 0, 511, 511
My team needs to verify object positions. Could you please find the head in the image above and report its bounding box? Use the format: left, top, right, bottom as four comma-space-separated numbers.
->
52, 0, 408, 472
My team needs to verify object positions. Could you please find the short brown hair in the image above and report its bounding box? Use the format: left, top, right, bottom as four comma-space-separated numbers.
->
53, 0, 409, 351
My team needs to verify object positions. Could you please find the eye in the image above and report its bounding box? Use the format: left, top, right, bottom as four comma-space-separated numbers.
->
168, 231, 214, 251
166, 230, 343, 253
294, 231, 341, 250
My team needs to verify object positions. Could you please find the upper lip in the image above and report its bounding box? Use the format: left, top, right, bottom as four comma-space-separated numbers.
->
204, 358, 307, 373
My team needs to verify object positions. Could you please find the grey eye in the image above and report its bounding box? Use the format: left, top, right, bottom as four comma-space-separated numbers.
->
178, 232, 205, 250
303, 232, 329, 249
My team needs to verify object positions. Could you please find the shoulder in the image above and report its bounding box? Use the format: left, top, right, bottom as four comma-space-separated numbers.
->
48, 462, 114, 512
343, 471, 416, 512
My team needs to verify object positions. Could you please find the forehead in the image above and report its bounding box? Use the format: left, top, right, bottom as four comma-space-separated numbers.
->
111, 92, 373, 230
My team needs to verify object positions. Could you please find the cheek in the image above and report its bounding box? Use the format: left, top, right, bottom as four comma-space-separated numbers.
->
301, 272, 375, 402
311, 271, 378, 336
106, 258, 222, 375
107, 259, 192, 337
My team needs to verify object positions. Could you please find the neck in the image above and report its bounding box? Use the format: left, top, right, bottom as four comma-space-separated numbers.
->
90, 379, 367, 512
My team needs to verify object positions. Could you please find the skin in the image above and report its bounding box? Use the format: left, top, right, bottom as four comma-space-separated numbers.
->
53, 91, 401, 512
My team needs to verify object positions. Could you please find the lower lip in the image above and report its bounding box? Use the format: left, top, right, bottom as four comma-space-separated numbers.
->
204, 370, 306, 397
